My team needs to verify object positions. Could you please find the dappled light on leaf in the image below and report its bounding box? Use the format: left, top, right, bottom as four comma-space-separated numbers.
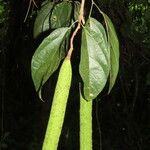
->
33, 1, 54, 38
50, 1, 72, 29
79, 17, 110, 100
31, 27, 70, 96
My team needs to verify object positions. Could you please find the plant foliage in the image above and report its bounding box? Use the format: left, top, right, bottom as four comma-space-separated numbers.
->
31, 0, 120, 149
31, 27, 70, 97
50, 1, 72, 29
79, 17, 110, 100
101, 12, 119, 92
33, 1, 54, 38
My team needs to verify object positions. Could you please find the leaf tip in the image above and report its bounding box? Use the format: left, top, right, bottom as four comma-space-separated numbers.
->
38, 89, 45, 102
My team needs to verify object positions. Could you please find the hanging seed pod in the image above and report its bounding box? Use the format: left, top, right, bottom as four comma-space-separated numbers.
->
42, 58, 72, 150
80, 92, 92, 150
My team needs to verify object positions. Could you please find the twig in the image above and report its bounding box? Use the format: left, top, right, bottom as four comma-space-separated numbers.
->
32, 0, 38, 8
24, 0, 38, 22
24, 0, 32, 22
66, 0, 85, 59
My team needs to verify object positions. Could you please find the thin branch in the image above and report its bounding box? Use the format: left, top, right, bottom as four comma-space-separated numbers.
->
24, 0, 32, 22
24, 0, 38, 22
89, 0, 94, 17
32, 0, 38, 8
66, 0, 85, 59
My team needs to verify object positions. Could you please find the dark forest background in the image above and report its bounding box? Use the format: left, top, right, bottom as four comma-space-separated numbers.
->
0, 0, 150, 149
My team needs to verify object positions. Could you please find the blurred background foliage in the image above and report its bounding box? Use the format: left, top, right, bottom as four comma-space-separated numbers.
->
0, 0, 150, 150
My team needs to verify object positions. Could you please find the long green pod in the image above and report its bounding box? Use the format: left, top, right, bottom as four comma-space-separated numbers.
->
80, 93, 93, 150
42, 58, 72, 150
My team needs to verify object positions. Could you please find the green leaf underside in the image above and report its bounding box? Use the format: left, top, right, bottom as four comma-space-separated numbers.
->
31, 27, 70, 93
50, 1, 72, 29
102, 13, 119, 92
33, 1, 54, 38
74, 1, 80, 21
79, 18, 110, 100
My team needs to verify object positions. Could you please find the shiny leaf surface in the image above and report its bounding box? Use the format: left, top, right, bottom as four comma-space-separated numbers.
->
102, 13, 119, 92
31, 27, 70, 93
79, 18, 110, 100
50, 1, 72, 29
33, 1, 54, 38
74, 1, 80, 21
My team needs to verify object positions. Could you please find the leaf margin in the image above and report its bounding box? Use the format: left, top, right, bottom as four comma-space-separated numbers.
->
79, 17, 110, 100
31, 27, 70, 98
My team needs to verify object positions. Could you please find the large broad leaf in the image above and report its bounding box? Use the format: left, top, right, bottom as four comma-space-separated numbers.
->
50, 1, 72, 29
74, 1, 80, 21
79, 18, 110, 100
101, 12, 119, 93
31, 27, 70, 95
33, 1, 54, 38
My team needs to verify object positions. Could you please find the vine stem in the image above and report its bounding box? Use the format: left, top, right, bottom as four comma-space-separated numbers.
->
66, 0, 85, 59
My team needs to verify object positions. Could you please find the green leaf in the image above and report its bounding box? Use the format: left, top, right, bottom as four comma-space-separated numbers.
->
50, 1, 72, 29
31, 27, 70, 94
101, 13, 119, 93
79, 18, 110, 100
33, 1, 54, 38
74, 1, 80, 21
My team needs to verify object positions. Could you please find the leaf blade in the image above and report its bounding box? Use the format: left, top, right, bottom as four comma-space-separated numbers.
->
101, 13, 120, 92
31, 27, 70, 93
33, 1, 54, 38
50, 1, 72, 29
74, 1, 80, 21
79, 18, 110, 100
